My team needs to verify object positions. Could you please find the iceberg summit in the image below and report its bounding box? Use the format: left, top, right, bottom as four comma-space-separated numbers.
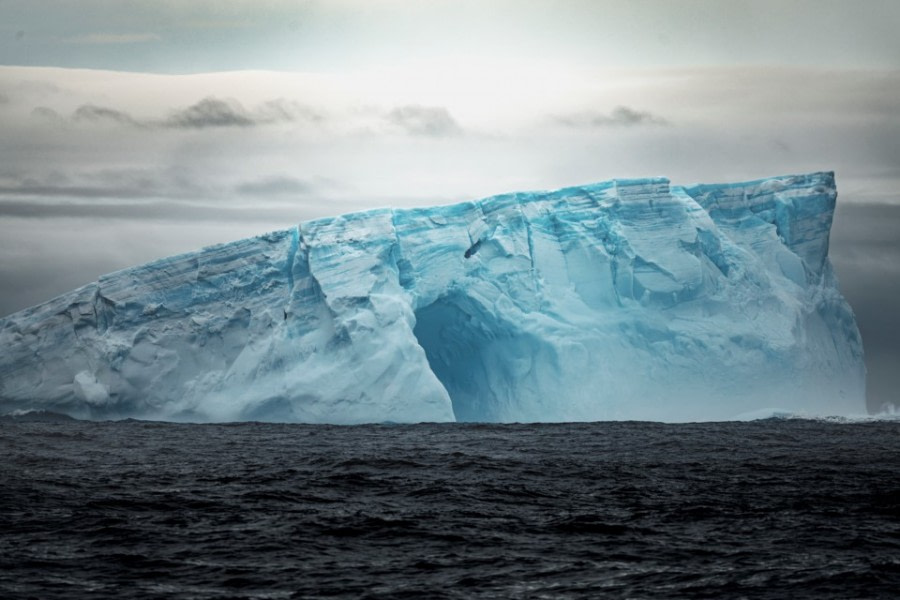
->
0, 172, 865, 423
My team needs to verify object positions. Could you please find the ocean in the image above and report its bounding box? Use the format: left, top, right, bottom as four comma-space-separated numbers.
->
1, 416, 898, 598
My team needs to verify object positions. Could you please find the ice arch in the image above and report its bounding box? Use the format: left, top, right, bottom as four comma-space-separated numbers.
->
412, 292, 556, 422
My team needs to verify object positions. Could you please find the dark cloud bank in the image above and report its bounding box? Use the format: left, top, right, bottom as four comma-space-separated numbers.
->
0, 200, 301, 222
73, 104, 143, 127
556, 106, 669, 128
386, 105, 463, 137
830, 202, 900, 412
70, 97, 322, 130
64, 98, 467, 135
0, 169, 322, 206
235, 176, 315, 197
0, 168, 208, 200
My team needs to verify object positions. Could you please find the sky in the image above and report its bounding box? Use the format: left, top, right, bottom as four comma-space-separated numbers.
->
1, 0, 898, 411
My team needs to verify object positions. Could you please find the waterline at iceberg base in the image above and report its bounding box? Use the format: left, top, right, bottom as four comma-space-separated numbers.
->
0, 173, 865, 423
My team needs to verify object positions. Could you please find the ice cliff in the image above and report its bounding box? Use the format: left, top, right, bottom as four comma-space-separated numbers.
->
0, 172, 865, 422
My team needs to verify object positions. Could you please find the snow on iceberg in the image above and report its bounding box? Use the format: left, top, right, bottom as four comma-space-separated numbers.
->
0, 172, 865, 423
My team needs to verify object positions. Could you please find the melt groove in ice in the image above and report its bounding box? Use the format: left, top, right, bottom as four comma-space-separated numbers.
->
0, 172, 865, 422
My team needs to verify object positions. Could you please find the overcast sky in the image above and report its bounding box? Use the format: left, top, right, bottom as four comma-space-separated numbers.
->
1, 0, 898, 411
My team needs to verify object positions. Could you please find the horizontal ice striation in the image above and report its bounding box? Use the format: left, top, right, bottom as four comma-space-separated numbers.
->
0, 172, 865, 422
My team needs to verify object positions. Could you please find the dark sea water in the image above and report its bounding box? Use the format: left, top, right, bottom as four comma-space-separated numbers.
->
1, 417, 899, 599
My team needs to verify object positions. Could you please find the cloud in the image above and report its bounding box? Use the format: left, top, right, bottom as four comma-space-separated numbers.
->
0, 168, 339, 210
0, 168, 208, 200
61, 97, 320, 130
235, 176, 315, 197
30, 106, 64, 122
73, 104, 144, 127
255, 99, 325, 124
166, 97, 320, 128
0, 199, 297, 222
0, 93, 9, 105
386, 105, 462, 137
164, 97, 256, 129
65, 33, 161, 45
72, 97, 318, 130
0, 183, 161, 200
556, 106, 669, 128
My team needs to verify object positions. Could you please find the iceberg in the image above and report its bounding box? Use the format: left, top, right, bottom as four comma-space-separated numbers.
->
0, 172, 865, 422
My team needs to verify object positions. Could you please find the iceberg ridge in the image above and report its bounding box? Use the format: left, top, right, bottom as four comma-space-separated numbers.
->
0, 172, 865, 422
